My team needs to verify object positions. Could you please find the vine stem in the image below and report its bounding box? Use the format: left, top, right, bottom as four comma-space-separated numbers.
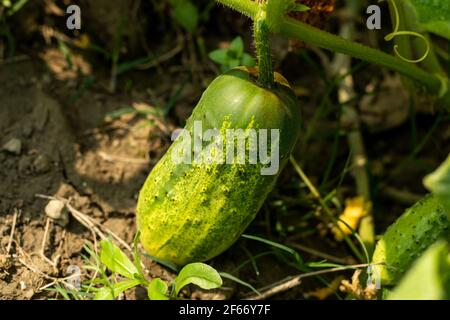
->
254, 4, 274, 88
215, 0, 449, 101
279, 18, 441, 93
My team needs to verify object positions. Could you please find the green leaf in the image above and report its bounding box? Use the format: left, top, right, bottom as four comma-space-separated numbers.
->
172, 0, 199, 33
141, 252, 180, 272
2, 0, 12, 8
132, 232, 149, 285
117, 56, 153, 75
242, 234, 304, 266
94, 279, 141, 300
424, 153, 450, 216
100, 240, 138, 279
387, 241, 450, 300
147, 278, 169, 300
219, 272, 261, 296
208, 48, 230, 65
405, 0, 450, 39
6, 0, 28, 16
290, 4, 310, 12
241, 53, 256, 67
104, 107, 136, 121
307, 261, 345, 268
174, 263, 222, 295
227, 58, 241, 69
229, 36, 244, 56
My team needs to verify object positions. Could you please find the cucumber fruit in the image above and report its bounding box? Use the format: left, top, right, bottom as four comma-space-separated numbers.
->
387, 240, 450, 300
136, 67, 301, 266
372, 194, 450, 285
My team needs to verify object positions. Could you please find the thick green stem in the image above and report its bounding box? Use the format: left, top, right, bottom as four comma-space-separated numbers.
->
216, 0, 448, 101
279, 17, 442, 94
216, 0, 259, 18
254, 8, 274, 88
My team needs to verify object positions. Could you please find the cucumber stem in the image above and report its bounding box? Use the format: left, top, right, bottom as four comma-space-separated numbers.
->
216, 0, 449, 102
254, 3, 274, 88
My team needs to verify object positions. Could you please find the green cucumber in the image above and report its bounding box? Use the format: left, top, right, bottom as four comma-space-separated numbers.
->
136, 67, 301, 266
372, 194, 450, 285
387, 240, 450, 300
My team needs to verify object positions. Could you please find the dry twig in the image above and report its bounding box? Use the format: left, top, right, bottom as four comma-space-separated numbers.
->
6, 209, 19, 255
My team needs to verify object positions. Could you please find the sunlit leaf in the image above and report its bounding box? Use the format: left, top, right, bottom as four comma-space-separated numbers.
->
424, 153, 450, 216
100, 240, 138, 279
147, 278, 169, 300
406, 0, 450, 39
174, 263, 222, 295
94, 279, 141, 300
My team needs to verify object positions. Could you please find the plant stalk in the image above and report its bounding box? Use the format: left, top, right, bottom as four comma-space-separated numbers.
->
216, 0, 448, 102
332, 0, 375, 255
254, 6, 274, 88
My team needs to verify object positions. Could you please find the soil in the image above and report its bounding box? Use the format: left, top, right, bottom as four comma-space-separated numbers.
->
0, 58, 167, 299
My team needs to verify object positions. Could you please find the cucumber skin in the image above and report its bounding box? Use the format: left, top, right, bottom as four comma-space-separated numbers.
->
372, 194, 450, 285
387, 241, 450, 300
136, 68, 301, 266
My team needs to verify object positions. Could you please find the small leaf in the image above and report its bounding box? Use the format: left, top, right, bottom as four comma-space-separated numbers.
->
290, 4, 311, 12
424, 153, 450, 216
241, 53, 256, 67
6, 0, 28, 16
174, 263, 222, 295
100, 240, 138, 279
94, 279, 141, 300
229, 36, 244, 56
172, 0, 199, 33
208, 48, 230, 65
227, 59, 241, 69
147, 278, 169, 300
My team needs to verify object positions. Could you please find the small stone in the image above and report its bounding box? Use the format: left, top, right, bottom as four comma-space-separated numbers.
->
2, 138, 22, 155
45, 200, 69, 227
33, 154, 51, 173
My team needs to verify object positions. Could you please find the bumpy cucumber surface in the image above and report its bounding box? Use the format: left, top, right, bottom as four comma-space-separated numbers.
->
372, 194, 450, 285
387, 240, 450, 300
137, 67, 301, 266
